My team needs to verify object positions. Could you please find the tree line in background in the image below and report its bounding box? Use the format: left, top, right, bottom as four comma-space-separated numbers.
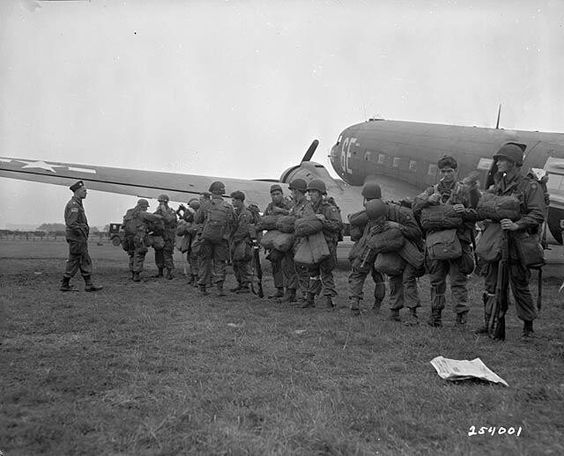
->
0, 224, 109, 240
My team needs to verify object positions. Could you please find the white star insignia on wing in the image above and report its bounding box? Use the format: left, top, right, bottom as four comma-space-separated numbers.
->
18, 160, 64, 173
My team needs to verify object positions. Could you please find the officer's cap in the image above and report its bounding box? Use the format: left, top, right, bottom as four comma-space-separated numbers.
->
69, 180, 84, 192
230, 190, 245, 201
137, 198, 149, 207
270, 184, 283, 194
209, 181, 226, 194
157, 194, 170, 203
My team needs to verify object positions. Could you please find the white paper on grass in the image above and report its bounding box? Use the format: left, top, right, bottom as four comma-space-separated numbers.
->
430, 356, 509, 387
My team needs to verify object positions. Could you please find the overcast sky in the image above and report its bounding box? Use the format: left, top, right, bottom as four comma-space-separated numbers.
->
1, 0, 563, 229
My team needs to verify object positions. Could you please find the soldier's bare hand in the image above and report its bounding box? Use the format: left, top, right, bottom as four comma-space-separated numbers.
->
500, 218, 518, 231
453, 204, 465, 213
428, 193, 441, 203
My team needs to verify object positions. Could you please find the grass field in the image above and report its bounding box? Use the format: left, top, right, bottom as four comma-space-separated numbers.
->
1, 239, 563, 456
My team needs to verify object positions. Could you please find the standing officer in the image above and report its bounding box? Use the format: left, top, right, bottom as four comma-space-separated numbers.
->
195, 181, 236, 296
122, 199, 163, 282
412, 156, 480, 327
302, 179, 343, 309
230, 191, 254, 294
348, 182, 387, 315
478, 143, 545, 338
60, 180, 103, 292
153, 194, 178, 280
280, 178, 314, 304
263, 184, 292, 298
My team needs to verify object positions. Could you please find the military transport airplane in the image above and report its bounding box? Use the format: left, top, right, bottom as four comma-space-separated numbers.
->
1, 119, 563, 243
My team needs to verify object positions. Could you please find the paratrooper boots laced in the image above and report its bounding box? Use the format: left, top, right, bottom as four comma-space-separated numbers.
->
521, 320, 535, 339
427, 309, 442, 327
230, 284, 242, 293
236, 285, 251, 294
404, 308, 419, 326
280, 289, 297, 303
268, 288, 285, 299
350, 298, 361, 316
323, 296, 335, 309
132, 272, 141, 283
199, 285, 209, 296
301, 293, 315, 308
372, 300, 382, 314
217, 283, 226, 297
152, 268, 164, 278
59, 277, 76, 292
455, 311, 468, 326
165, 269, 174, 280
388, 309, 401, 322
84, 276, 103, 292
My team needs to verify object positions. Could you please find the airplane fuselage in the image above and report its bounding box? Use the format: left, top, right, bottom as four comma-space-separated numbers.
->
330, 119, 564, 243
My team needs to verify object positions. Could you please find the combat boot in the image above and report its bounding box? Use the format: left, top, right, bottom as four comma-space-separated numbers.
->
84, 276, 103, 292
132, 272, 141, 283
350, 297, 361, 316
372, 300, 382, 314
59, 277, 75, 292
187, 274, 194, 285
199, 284, 209, 296
427, 308, 442, 327
165, 268, 174, 280
323, 296, 335, 309
388, 309, 401, 322
236, 285, 251, 294
191, 275, 199, 287
404, 308, 419, 326
455, 311, 468, 326
521, 320, 534, 339
301, 292, 315, 308
230, 284, 242, 293
475, 293, 492, 335
268, 287, 285, 299
280, 288, 297, 303
217, 283, 226, 297
152, 268, 164, 278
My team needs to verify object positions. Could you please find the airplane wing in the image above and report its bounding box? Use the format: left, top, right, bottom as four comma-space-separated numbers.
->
0, 155, 378, 220
0, 156, 280, 210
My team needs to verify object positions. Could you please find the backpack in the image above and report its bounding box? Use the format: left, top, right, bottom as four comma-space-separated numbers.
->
122, 209, 140, 236
201, 201, 230, 243
426, 228, 462, 261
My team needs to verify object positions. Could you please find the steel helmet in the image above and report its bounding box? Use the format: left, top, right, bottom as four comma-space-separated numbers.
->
208, 181, 226, 194
157, 194, 170, 203
361, 182, 382, 200
288, 178, 307, 193
365, 199, 387, 220
493, 143, 526, 167
306, 179, 327, 195
137, 198, 149, 207
188, 198, 201, 210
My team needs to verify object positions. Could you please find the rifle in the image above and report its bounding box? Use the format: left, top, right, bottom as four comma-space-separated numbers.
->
488, 230, 509, 341
250, 239, 264, 298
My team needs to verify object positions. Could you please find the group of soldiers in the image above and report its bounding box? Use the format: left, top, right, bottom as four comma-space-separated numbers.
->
60, 142, 547, 340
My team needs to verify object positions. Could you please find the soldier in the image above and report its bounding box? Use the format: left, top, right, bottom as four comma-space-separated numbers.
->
185, 198, 202, 285
122, 199, 163, 282
369, 198, 424, 324
477, 143, 545, 338
412, 156, 480, 327
302, 179, 343, 309
230, 191, 254, 294
59, 180, 103, 292
348, 182, 386, 315
263, 184, 292, 298
195, 181, 236, 296
280, 178, 314, 304
152, 194, 178, 280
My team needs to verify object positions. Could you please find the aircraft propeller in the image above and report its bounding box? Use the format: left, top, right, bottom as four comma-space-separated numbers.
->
300, 139, 319, 163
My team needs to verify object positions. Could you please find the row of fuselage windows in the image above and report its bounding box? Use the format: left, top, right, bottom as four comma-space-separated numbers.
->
363, 150, 438, 177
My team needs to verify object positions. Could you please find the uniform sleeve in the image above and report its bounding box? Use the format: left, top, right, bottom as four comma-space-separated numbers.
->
322, 204, 343, 234
65, 202, 87, 236
517, 181, 545, 230
412, 186, 434, 217
194, 207, 206, 224
393, 206, 422, 241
